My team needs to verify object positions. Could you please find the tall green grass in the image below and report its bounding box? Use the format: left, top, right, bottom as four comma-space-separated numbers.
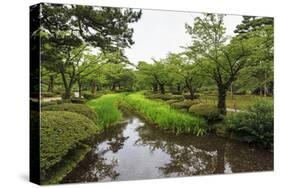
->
124, 93, 207, 136
87, 94, 123, 130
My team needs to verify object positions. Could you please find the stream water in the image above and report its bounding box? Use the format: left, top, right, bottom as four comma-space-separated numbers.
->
62, 111, 273, 183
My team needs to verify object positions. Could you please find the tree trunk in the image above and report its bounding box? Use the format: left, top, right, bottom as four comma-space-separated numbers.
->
218, 87, 227, 115
78, 79, 82, 98
112, 83, 116, 91
64, 87, 71, 99
177, 84, 181, 93
159, 84, 165, 94
91, 81, 96, 94
264, 72, 267, 97
186, 81, 195, 100
47, 75, 54, 93
152, 83, 158, 93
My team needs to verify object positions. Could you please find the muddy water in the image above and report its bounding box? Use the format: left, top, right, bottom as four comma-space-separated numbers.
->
62, 111, 273, 183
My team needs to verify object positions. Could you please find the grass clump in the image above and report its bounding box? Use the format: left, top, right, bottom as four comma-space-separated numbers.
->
42, 103, 97, 122
189, 103, 222, 122
40, 111, 97, 183
124, 93, 207, 136
86, 94, 123, 130
226, 100, 273, 148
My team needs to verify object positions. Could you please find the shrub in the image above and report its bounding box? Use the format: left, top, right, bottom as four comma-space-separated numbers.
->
42, 103, 96, 122
183, 94, 200, 100
189, 103, 221, 121
41, 92, 57, 98
147, 94, 173, 101
170, 95, 185, 101
171, 100, 199, 110
41, 101, 58, 107
83, 92, 96, 100
124, 93, 207, 136
166, 99, 180, 105
226, 100, 273, 148
70, 97, 86, 104
40, 111, 97, 178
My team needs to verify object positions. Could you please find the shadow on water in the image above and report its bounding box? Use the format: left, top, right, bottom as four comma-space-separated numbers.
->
62, 110, 273, 183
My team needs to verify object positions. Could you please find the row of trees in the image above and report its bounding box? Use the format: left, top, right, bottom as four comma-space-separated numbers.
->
136, 14, 273, 114
39, 3, 141, 98
38, 4, 273, 115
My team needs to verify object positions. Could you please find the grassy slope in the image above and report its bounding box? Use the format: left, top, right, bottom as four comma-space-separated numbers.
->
124, 93, 207, 136
86, 94, 123, 130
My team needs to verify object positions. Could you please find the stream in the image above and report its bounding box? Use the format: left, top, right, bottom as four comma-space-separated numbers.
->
62, 111, 273, 183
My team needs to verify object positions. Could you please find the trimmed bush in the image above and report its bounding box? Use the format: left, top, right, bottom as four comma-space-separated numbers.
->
40, 111, 97, 179
170, 95, 185, 101
166, 99, 180, 105
42, 103, 96, 122
70, 97, 86, 104
41, 101, 58, 107
226, 100, 273, 148
183, 94, 200, 100
171, 100, 199, 110
147, 94, 173, 101
189, 103, 221, 121
41, 92, 57, 98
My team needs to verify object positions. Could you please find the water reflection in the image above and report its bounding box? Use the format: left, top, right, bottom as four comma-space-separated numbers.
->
62, 111, 273, 183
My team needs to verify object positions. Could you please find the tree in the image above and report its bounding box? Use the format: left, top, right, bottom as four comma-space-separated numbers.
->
137, 60, 172, 94
185, 14, 251, 114
235, 16, 274, 96
166, 53, 203, 98
39, 3, 141, 98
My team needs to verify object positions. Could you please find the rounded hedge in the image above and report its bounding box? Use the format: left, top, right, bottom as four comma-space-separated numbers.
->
148, 94, 173, 101
170, 95, 185, 101
166, 99, 180, 105
189, 103, 221, 121
171, 100, 199, 110
42, 103, 96, 122
40, 111, 97, 176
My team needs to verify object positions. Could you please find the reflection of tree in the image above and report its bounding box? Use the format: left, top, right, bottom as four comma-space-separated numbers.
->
62, 122, 129, 183
135, 125, 224, 176
135, 124, 273, 175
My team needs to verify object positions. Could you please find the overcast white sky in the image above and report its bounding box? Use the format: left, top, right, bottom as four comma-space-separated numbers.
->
125, 9, 243, 65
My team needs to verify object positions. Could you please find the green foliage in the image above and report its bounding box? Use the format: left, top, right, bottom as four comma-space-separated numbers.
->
189, 103, 222, 121
42, 103, 96, 122
226, 100, 273, 148
124, 93, 207, 135
40, 111, 97, 178
87, 94, 123, 129
82, 91, 98, 100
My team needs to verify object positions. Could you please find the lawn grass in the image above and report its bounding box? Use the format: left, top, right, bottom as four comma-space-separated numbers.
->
124, 93, 207, 136
199, 94, 273, 110
86, 94, 124, 130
